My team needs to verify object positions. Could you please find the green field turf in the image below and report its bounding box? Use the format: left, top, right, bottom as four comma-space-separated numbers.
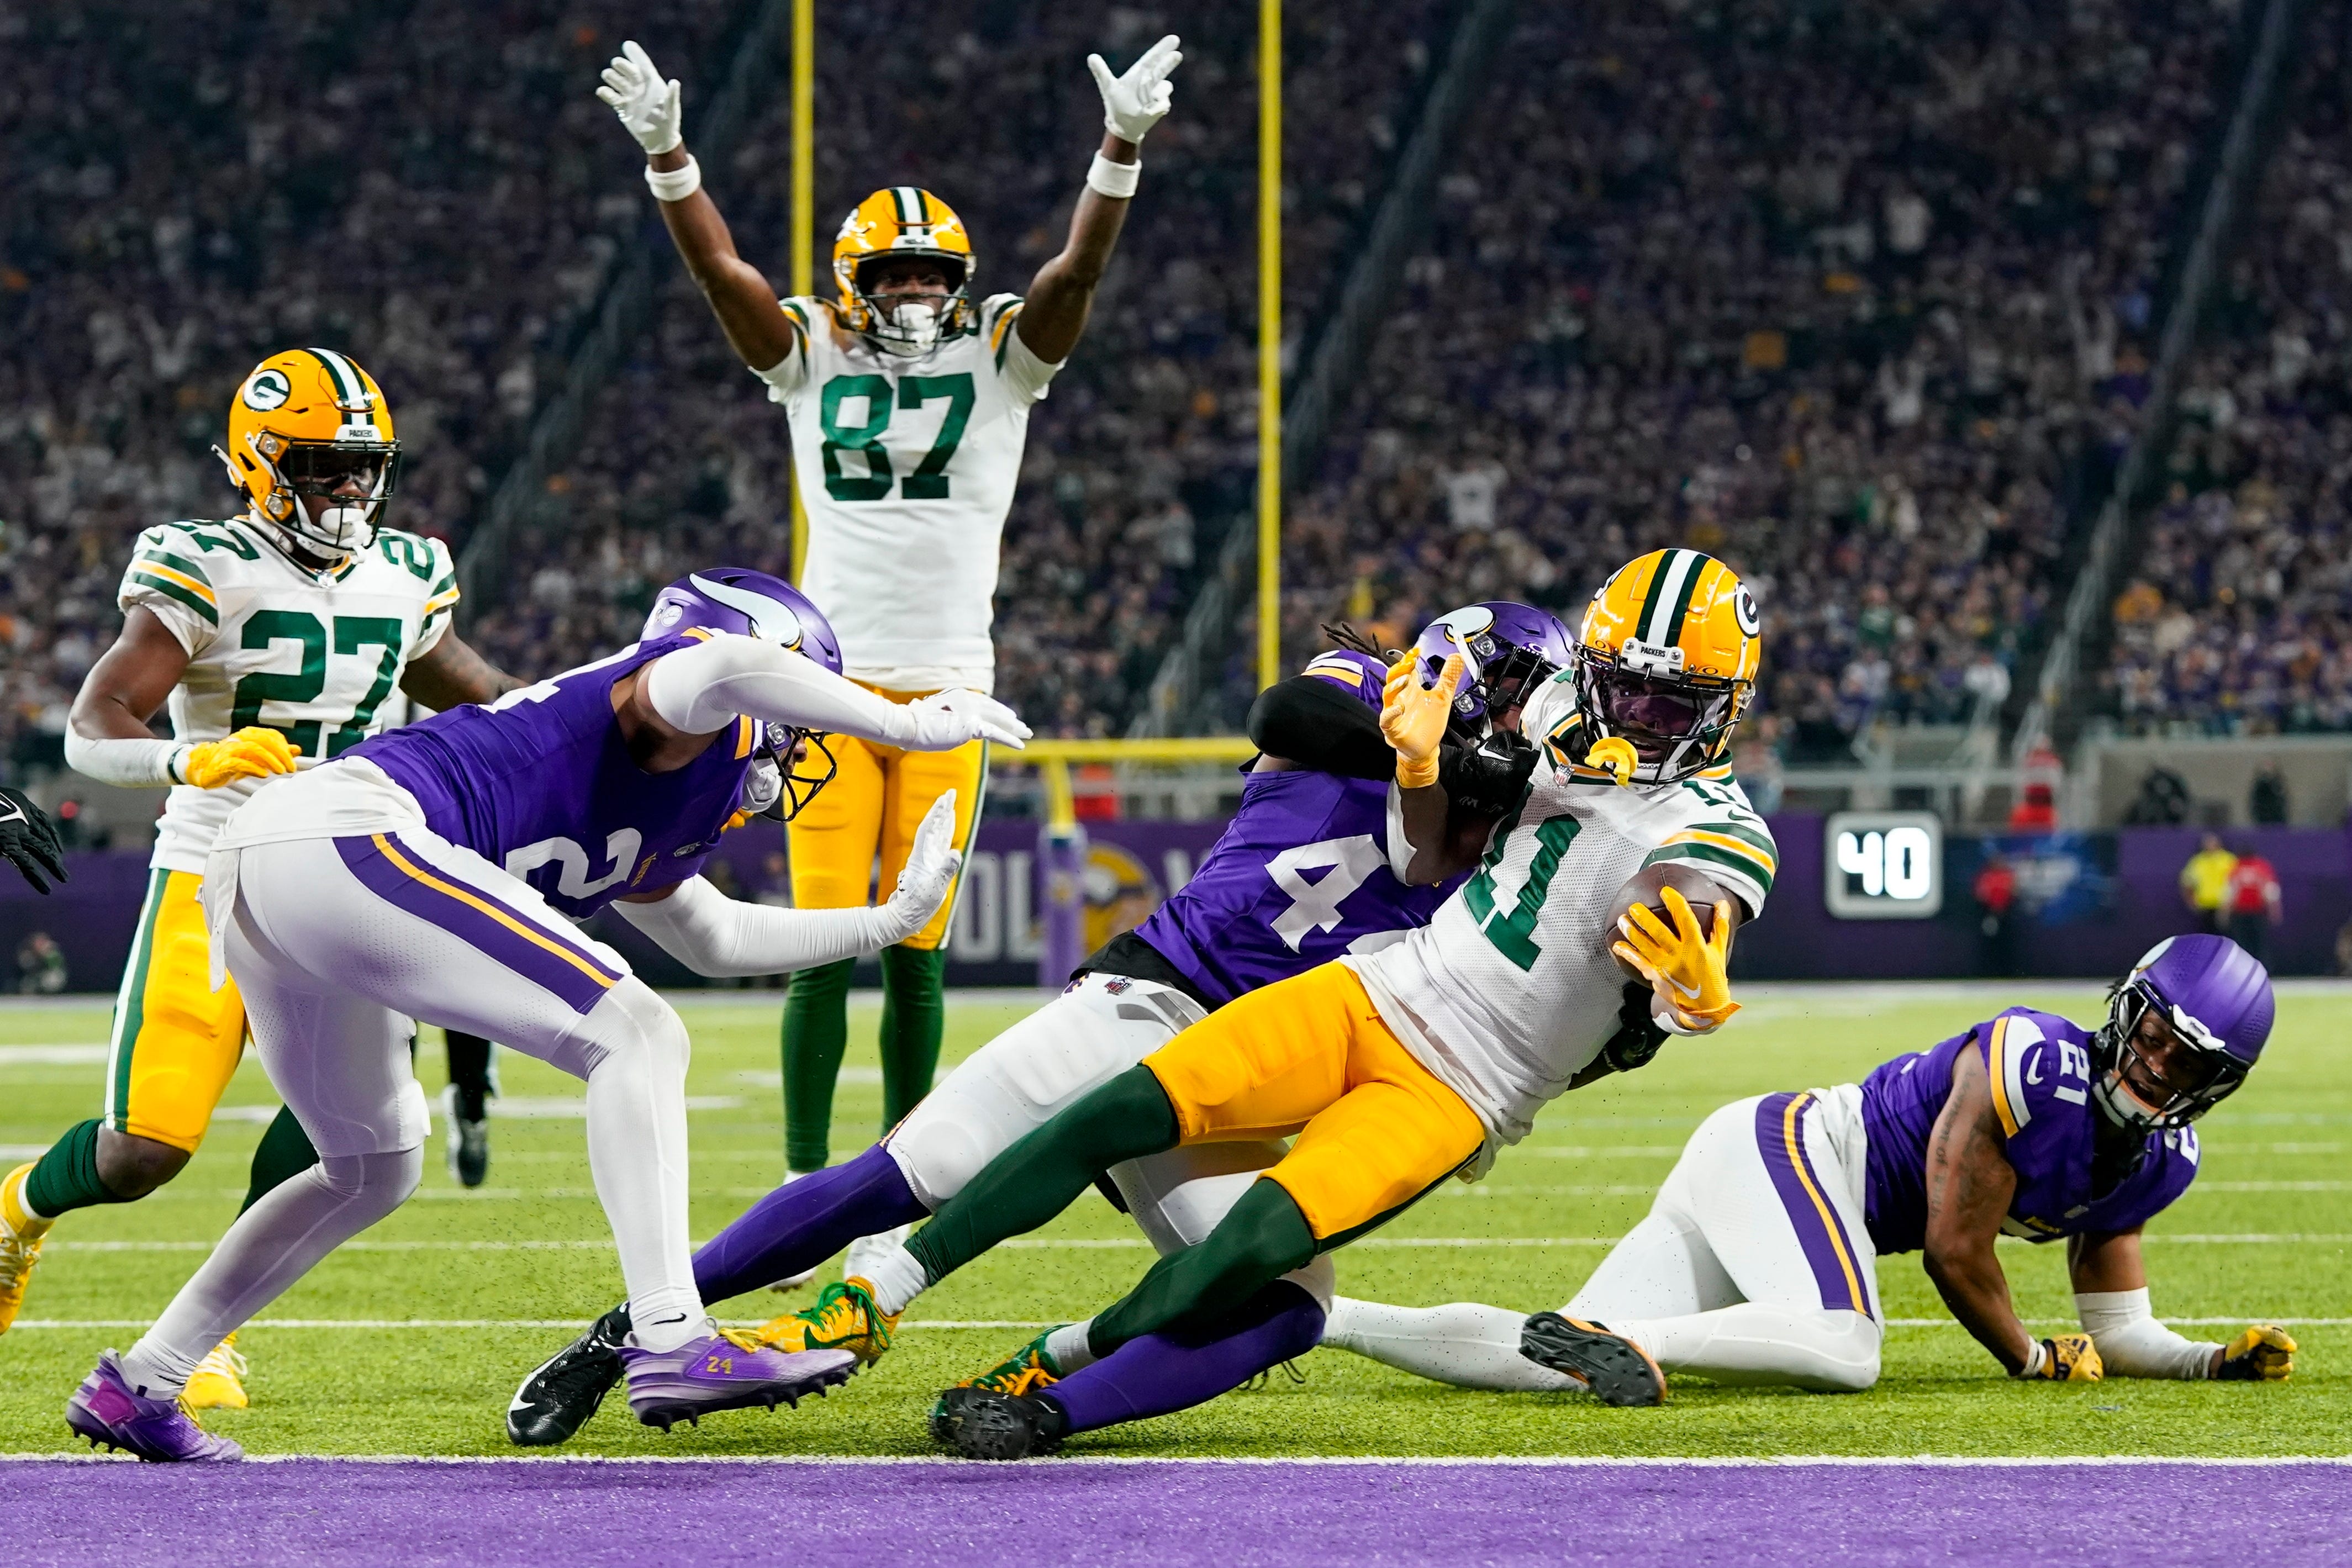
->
1, 981, 2344, 1458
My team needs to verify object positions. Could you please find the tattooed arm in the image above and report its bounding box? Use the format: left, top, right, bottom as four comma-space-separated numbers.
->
1921, 1038, 2033, 1372
400, 630, 524, 711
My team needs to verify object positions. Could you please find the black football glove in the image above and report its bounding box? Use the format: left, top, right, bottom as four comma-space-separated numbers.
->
1597, 979, 1670, 1075
0, 787, 67, 894
1441, 727, 1538, 820
2214, 1324, 2295, 1381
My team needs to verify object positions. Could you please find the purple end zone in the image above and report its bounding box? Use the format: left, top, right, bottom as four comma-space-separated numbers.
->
6, 1458, 2343, 1567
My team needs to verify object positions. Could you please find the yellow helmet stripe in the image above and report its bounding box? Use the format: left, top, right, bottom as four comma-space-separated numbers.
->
1638, 548, 1708, 647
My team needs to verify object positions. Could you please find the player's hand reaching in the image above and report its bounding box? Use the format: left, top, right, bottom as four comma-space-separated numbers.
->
1613, 884, 1739, 1033
2214, 1323, 2296, 1381
597, 40, 684, 155
1089, 34, 1182, 146
1383, 654, 1463, 790
879, 791, 963, 943
2019, 1333, 2103, 1381
178, 727, 300, 789
0, 786, 67, 894
890, 690, 1031, 752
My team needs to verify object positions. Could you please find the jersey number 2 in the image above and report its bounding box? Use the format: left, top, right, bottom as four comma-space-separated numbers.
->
820, 373, 974, 501
230, 611, 404, 759
1462, 815, 1581, 973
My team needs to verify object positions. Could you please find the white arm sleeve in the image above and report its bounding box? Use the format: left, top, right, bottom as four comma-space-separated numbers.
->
65, 731, 186, 787
642, 634, 911, 746
614, 875, 915, 978
2076, 1288, 2219, 1379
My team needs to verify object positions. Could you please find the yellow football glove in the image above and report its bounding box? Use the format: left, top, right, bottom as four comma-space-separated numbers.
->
1585, 735, 1638, 786
1612, 884, 1738, 1030
2021, 1332, 2103, 1381
1381, 653, 1463, 790
2215, 1323, 2296, 1381
178, 727, 300, 789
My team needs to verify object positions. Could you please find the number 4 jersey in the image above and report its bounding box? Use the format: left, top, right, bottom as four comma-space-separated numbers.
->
1347, 674, 1779, 1148
119, 516, 459, 875
755, 294, 1061, 694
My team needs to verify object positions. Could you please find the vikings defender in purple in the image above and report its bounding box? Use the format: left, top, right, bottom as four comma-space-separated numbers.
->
505, 614, 1565, 1445
1326, 935, 2298, 1398
65, 570, 1028, 1461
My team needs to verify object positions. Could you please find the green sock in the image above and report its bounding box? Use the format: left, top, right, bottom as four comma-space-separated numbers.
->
783, 957, 856, 1173
22, 1120, 131, 1219
908, 1065, 1180, 1285
240, 1104, 321, 1214
877, 944, 946, 1133
1087, 1178, 1316, 1355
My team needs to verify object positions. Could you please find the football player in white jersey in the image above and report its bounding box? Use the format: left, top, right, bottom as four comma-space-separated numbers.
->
0, 350, 521, 1408
594, 35, 1183, 1232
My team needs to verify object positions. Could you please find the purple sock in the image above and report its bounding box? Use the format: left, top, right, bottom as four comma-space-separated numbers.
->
1044, 1279, 1327, 1436
690, 1143, 927, 1305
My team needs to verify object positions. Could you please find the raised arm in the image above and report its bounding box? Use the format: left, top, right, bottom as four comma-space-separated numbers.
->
635, 633, 1030, 753
1015, 36, 1183, 365
598, 41, 799, 373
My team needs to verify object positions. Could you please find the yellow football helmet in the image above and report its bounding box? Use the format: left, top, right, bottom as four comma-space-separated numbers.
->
832, 186, 978, 355
1570, 547, 1762, 784
214, 347, 400, 559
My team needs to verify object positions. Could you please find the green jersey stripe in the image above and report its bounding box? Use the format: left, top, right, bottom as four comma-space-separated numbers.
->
1643, 841, 1775, 900
1697, 819, 1779, 859
129, 571, 220, 625
133, 547, 214, 587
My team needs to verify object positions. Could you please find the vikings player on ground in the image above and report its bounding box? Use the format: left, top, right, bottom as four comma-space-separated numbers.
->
1326, 935, 2296, 1396
503, 608, 1576, 1446
844, 550, 1778, 1458
595, 35, 1182, 1244
1, 350, 521, 1412
60, 572, 1028, 1461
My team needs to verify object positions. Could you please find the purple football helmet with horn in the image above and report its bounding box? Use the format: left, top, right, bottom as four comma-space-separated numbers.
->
642, 567, 845, 821
1411, 601, 1576, 737
2093, 933, 2274, 1133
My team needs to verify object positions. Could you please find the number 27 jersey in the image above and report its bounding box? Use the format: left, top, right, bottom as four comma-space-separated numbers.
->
1347, 676, 1779, 1148
119, 517, 458, 875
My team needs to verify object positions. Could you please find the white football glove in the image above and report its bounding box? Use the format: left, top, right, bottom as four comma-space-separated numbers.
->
878, 791, 963, 943
597, 40, 684, 155
888, 688, 1032, 751
1088, 34, 1182, 146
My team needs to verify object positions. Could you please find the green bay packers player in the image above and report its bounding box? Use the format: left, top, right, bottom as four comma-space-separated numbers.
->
0, 349, 520, 1406
595, 35, 1184, 1226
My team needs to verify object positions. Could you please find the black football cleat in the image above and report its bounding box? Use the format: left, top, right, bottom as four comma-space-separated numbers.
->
931, 1386, 1067, 1460
1520, 1312, 1668, 1407
508, 1304, 631, 1446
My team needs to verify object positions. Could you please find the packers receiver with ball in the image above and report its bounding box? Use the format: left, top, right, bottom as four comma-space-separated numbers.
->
0, 350, 520, 1408
595, 33, 1185, 1238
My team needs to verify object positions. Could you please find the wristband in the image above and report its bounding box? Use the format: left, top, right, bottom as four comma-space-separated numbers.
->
63, 731, 188, 788
2013, 1340, 2047, 1380
645, 156, 703, 203
1087, 151, 1141, 199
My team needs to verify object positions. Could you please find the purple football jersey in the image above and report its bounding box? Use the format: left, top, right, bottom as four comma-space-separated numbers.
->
1133, 768, 1461, 1009
1860, 1007, 2201, 1254
350, 635, 754, 916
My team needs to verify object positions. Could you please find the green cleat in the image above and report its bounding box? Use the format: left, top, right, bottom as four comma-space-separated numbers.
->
927, 1328, 1064, 1443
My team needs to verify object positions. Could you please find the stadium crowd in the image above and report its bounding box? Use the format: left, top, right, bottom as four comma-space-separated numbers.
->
2103, 26, 2352, 736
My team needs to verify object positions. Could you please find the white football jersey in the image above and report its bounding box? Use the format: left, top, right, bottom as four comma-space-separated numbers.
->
118, 517, 458, 873
1348, 674, 1778, 1150
756, 293, 1060, 693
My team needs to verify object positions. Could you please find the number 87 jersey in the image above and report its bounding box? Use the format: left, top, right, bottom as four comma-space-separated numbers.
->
1346, 673, 1779, 1150
120, 515, 459, 876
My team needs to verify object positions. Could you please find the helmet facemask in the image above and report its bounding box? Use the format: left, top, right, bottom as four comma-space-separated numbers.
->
1571, 638, 1749, 785
220, 428, 401, 559
2091, 976, 2251, 1134
748, 722, 839, 823
852, 254, 971, 357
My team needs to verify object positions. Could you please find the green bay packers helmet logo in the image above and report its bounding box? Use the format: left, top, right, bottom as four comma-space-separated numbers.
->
1733, 584, 1762, 637
241, 369, 292, 411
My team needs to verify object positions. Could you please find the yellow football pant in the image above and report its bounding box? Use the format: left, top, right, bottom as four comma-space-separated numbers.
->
1141, 962, 1486, 1243
787, 683, 987, 951
105, 869, 247, 1153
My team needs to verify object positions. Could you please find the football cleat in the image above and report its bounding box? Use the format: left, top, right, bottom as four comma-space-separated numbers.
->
442, 1084, 491, 1189
1520, 1313, 1668, 1407
621, 1332, 858, 1434
753, 1276, 899, 1365
931, 1386, 1067, 1460
508, 1305, 631, 1446
182, 1334, 250, 1411
927, 1329, 1063, 1443
1, 1161, 53, 1335
66, 1351, 244, 1463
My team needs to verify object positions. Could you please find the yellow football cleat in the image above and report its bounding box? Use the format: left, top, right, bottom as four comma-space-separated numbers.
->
0, 1162, 54, 1335
751, 1276, 900, 1365
182, 1333, 250, 1410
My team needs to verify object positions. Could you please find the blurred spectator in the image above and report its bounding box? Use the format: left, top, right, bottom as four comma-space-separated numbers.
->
2334, 915, 2352, 978
2179, 831, 2237, 934
1973, 853, 2019, 977
2123, 764, 2192, 825
2248, 762, 2288, 825
2221, 843, 2282, 964
15, 933, 66, 995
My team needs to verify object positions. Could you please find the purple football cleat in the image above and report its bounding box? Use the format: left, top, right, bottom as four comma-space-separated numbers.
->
66, 1351, 244, 1463
621, 1333, 858, 1432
